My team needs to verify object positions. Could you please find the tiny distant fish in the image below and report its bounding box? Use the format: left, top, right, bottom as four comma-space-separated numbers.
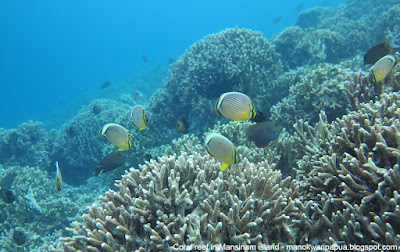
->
273, 16, 282, 24
55, 161, 63, 191
296, 3, 304, 11
216, 92, 257, 123
370, 54, 399, 82
0, 189, 15, 204
100, 123, 133, 151
144, 153, 152, 162
176, 116, 189, 134
0, 171, 15, 190
321, 1, 328, 6
91, 152, 126, 176
0, 172, 16, 204
101, 81, 111, 89
364, 34, 400, 65
248, 121, 282, 148
168, 57, 175, 64
205, 133, 239, 171
130, 105, 149, 130
143, 55, 148, 63
133, 90, 141, 102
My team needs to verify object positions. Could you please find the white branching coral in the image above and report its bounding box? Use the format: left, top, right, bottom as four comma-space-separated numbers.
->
56, 152, 300, 251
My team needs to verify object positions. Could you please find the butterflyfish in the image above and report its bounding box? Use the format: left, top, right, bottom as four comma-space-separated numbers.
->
216, 91, 257, 122
371, 54, 399, 82
205, 133, 239, 171
100, 123, 133, 151
91, 152, 126, 176
248, 121, 283, 148
55, 161, 63, 191
130, 105, 149, 130
364, 34, 400, 65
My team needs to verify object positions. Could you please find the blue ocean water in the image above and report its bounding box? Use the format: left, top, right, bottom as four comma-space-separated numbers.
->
0, 0, 345, 129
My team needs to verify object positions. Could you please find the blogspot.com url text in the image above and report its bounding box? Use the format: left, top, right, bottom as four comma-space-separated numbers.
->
173, 243, 398, 251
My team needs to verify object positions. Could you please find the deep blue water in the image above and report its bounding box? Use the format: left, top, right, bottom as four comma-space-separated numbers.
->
0, 0, 345, 129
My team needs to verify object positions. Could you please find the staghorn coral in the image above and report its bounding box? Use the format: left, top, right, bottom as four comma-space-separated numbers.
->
56, 152, 301, 251
340, 67, 400, 110
293, 91, 400, 245
271, 63, 353, 130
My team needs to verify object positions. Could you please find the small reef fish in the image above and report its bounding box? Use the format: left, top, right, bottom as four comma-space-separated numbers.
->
0, 172, 16, 204
251, 110, 267, 123
13, 229, 27, 246
144, 153, 152, 162
133, 90, 141, 102
296, 3, 304, 11
205, 133, 239, 171
273, 17, 282, 24
176, 116, 189, 134
216, 91, 257, 122
364, 34, 400, 65
100, 81, 111, 89
55, 161, 63, 191
92, 152, 126, 176
370, 54, 399, 82
130, 105, 149, 130
247, 121, 283, 148
100, 123, 133, 151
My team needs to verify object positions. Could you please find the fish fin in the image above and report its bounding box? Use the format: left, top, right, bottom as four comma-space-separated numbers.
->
118, 148, 125, 151
220, 163, 229, 171
91, 168, 100, 176
234, 120, 243, 123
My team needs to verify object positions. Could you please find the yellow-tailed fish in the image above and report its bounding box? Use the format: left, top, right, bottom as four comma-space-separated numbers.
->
55, 161, 63, 191
204, 132, 239, 171
371, 54, 399, 82
216, 91, 256, 122
100, 123, 132, 151
130, 105, 149, 130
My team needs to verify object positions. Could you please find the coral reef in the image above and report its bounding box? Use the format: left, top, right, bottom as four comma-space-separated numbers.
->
294, 91, 400, 245
53, 98, 151, 185
273, 0, 400, 69
148, 27, 284, 139
0, 165, 80, 251
0, 121, 57, 169
270, 63, 353, 130
56, 152, 300, 251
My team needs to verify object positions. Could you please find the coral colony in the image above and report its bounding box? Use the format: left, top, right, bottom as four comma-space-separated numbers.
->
1, 0, 400, 251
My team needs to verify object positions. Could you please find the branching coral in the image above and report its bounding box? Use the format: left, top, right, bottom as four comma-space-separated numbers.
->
271, 63, 353, 130
56, 152, 301, 251
294, 91, 400, 245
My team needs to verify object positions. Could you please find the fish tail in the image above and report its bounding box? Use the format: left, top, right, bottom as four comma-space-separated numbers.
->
220, 163, 229, 171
